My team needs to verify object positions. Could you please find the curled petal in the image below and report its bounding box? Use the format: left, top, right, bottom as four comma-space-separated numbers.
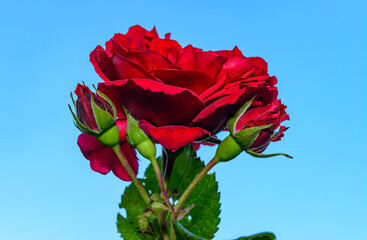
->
248, 57, 268, 73
90, 46, 118, 82
192, 87, 268, 133
139, 120, 210, 152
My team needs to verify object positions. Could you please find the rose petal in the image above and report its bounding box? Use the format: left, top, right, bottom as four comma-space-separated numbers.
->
77, 133, 113, 175
176, 46, 226, 79
98, 79, 205, 126
105, 33, 132, 56
119, 50, 178, 72
215, 46, 243, 56
203, 81, 242, 104
151, 38, 182, 57
77, 133, 138, 181
218, 55, 255, 79
192, 141, 216, 150
235, 100, 286, 132
271, 126, 289, 142
153, 69, 216, 95
116, 119, 127, 141
111, 53, 157, 80
248, 57, 268, 73
90, 46, 118, 82
139, 120, 210, 152
126, 25, 159, 39
191, 87, 268, 133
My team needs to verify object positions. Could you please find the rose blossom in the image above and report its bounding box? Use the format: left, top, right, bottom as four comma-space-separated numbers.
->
73, 84, 138, 181
90, 25, 286, 152
235, 99, 289, 153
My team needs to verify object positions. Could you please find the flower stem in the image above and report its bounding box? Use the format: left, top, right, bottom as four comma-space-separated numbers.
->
173, 157, 219, 218
150, 156, 174, 212
112, 145, 150, 205
169, 217, 177, 240
157, 213, 170, 240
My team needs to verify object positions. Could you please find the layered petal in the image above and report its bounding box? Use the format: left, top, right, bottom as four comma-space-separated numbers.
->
98, 79, 205, 126
176, 46, 226, 79
139, 120, 210, 152
119, 50, 178, 72
192, 86, 267, 133
153, 69, 216, 95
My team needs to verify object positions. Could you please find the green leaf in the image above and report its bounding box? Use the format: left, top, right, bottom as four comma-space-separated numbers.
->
168, 145, 221, 239
117, 163, 162, 239
117, 214, 145, 240
174, 222, 209, 240
235, 232, 276, 240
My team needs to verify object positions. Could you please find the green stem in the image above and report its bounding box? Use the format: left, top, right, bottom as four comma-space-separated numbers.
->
173, 157, 219, 218
112, 145, 150, 205
157, 213, 170, 240
151, 157, 174, 212
169, 217, 177, 240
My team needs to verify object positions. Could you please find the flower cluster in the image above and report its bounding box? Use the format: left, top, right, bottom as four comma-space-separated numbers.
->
72, 25, 289, 180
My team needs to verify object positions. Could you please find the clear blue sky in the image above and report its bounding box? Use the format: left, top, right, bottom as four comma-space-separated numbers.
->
1, 0, 366, 239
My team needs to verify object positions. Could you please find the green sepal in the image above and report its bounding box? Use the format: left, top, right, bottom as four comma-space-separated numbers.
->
214, 135, 243, 162
202, 136, 222, 145
70, 92, 76, 107
227, 96, 255, 135
92, 84, 117, 119
90, 94, 115, 132
233, 124, 273, 149
246, 150, 293, 159
68, 104, 99, 135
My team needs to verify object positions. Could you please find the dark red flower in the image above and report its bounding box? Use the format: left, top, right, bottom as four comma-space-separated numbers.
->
235, 99, 290, 153
77, 119, 138, 181
90, 25, 286, 152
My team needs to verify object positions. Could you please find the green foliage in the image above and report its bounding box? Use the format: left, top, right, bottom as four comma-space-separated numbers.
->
117, 214, 147, 240
169, 145, 221, 239
117, 145, 221, 239
117, 165, 161, 239
235, 232, 276, 240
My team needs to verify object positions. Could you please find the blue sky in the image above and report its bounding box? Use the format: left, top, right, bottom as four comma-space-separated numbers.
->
0, 0, 366, 239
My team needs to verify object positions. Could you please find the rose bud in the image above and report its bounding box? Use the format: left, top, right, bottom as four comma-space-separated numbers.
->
69, 83, 120, 148
124, 108, 157, 162
215, 98, 292, 162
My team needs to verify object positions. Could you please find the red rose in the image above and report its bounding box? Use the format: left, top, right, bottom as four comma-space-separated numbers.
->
77, 119, 138, 181
71, 84, 138, 181
235, 99, 290, 153
90, 25, 282, 152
